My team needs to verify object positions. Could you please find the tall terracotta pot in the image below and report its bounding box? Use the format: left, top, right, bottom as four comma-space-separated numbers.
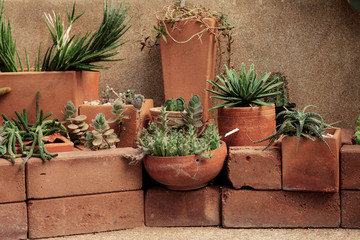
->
218, 105, 276, 147
143, 140, 227, 191
159, 18, 217, 121
0, 70, 99, 123
282, 128, 341, 192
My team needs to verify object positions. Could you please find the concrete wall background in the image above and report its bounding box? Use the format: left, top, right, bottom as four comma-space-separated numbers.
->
2, 0, 360, 128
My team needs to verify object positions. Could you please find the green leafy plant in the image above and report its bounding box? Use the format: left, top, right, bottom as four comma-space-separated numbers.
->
107, 98, 129, 136
206, 63, 283, 110
164, 97, 185, 111
85, 113, 120, 150
0, 0, 131, 72
0, 92, 68, 169
264, 72, 290, 107
251, 105, 337, 156
176, 95, 203, 128
62, 101, 89, 145
353, 116, 360, 145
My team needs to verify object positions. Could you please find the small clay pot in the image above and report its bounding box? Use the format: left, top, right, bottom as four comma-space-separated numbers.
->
143, 140, 227, 190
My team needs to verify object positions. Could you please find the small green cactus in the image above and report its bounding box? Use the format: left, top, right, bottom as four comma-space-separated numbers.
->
264, 72, 290, 106
353, 116, 360, 145
85, 113, 120, 150
62, 101, 89, 145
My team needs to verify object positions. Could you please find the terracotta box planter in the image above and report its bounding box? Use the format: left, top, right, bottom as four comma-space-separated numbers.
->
78, 99, 153, 147
143, 140, 227, 191
282, 128, 341, 192
218, 105, 276, 147
0, 70, 99, 123
0, 159, 26, 204
160, 18, 217, 121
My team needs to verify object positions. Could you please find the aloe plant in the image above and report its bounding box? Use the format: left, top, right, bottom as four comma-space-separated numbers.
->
85, 113, 119, 150
206, 64, 283, 110
251, 105, 337, 156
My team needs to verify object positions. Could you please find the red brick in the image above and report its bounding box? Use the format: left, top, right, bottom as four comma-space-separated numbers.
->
341, 128, 354, 145
0, 159, 26, 203
341, 145, 360, 190
28, 191, 144, 239
26, 148, 142, 199
341, 190, 360, 228
227, 147, 281, 190
0, 202, 27, 240
222, 188, 340, 228
145, 186, 220, 227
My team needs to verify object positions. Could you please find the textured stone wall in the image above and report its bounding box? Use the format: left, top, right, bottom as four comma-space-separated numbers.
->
3, 0, 360, 128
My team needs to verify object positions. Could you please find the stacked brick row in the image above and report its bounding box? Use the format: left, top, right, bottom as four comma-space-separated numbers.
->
145, 128, 360, 228
0, 148, 144, 239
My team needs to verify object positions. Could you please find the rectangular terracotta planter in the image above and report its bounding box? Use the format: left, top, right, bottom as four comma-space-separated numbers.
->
160, 18, 217, 121
282, 128, 341, 192
28, 191, 144, 239
0, 159, 26, 204
26, 148, 142, 199
340, 144, 360, 190
78, 99, 153, 147
0, 70, 99, 123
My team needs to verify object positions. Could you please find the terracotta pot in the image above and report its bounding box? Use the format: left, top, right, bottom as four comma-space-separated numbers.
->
282, 128, 341, 192
78, 99, 154, 147
22, 133, 74, 153
149, 107, 185, 128
143, 140, 227, 191
160, 18, 217, 121
218, 105, 276, 147
0, 70, 99, 123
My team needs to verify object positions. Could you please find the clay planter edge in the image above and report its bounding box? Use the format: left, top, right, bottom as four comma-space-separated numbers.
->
160, 18, 217, 121
217, 105, 276, 147
0, 70, 99, 123
143, 140, 227, 191
78, 99, 154, 148
282, 128, 341, 192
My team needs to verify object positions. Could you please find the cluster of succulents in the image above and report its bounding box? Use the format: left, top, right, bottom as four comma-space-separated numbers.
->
85, 113, 120, 150
163, 97, 186, 111
0, 92, 67, 169
62, 101, 89, 145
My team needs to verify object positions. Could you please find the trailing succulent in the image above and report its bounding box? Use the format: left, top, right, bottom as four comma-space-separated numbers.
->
251, 105, 337, 156
264, 72, 290, 107
206, 63, 282, 110
85, 113, 120, 150
0, 92, 68, 169
62, 101, 89, 145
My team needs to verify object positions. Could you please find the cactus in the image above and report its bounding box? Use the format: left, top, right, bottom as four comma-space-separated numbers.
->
0, 87, 11, 96
264, 72, 290, 106
62, 101, 89, 145
164, 97, 186, 111
353, 116, 360, 145
85, 113, 119, 150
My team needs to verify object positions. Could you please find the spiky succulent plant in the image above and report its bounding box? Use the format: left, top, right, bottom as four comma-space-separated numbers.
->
85, 113, 119, 150
206, 63, 282, 110
175, 95, 203, 128
62, 101, 89, 145
251, 105, 337, 155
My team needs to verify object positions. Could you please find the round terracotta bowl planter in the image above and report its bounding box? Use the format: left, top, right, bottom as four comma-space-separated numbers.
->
218, 105, 276, 147
143, 140, 227, 190
149, 107, 185, 128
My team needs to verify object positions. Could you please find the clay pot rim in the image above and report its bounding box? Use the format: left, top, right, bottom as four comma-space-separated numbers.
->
150, 107, 186, 114
145, 140, 226, 160
79, 99, 151, 108
160, 17, 217, 24
220, 103, 275, 110
283, 128, 341, 140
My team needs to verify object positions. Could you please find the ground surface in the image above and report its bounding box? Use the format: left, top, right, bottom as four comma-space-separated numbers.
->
42, 227, 360, 240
